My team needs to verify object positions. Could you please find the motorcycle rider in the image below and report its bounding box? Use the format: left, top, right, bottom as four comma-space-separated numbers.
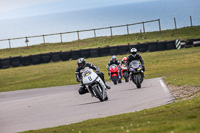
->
119, 57, 128, 77
127, 48, 145, 78
120, 57, 128, 65
75, 58, 110, 95
106, 55, 122, 82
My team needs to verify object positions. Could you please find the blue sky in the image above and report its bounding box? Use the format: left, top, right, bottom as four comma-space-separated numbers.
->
0, 0, 156, 20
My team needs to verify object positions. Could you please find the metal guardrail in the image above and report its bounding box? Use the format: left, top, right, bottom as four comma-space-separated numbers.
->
0, 19, 161, 49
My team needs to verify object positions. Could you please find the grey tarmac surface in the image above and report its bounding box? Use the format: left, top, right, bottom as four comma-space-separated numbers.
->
0, 77, 175, 133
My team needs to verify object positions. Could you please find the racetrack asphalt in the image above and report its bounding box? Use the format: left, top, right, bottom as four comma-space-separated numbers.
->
0, 77, 175, 133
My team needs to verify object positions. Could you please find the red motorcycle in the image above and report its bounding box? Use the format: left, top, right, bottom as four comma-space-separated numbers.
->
109, 64, 121, 85
120, 63, 129, 82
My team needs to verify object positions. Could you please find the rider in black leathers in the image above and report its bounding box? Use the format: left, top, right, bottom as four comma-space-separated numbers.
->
75, 58, 110, 95
127, 48, 145, 78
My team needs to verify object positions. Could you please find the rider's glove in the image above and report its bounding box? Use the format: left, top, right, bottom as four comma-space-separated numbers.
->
142, 65, 145, 71
96, 68, 100, 72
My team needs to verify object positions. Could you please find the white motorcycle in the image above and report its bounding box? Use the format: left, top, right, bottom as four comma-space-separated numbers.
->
82, 69, 108, 102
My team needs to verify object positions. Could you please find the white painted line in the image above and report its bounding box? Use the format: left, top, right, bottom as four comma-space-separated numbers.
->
159, 79, 170, 94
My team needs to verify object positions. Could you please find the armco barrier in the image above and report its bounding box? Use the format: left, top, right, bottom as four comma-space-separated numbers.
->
180, 40, 186, 48
193, 38, 200, 47
138, 43, 148, 52
41, 53, 51, 63
21, 56, 32, 66
166, 40, 176, 50
61, 51, 71, 61
157, 41, 167, 51
80, 49, 90, 58
31, 54, 41, 65
71, 50, 81, 60
185, 40, 193, 48
90, 48, 99, 58
118, 45, 129, 55
148, 42, 158, 52
51, 52, 61, 62
0, 58, 10, 69
10, 56, 21, 67
109, 46, 119, 55
99, 47, 110, 57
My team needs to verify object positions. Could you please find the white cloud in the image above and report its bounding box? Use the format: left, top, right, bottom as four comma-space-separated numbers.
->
0, 0, 63, 12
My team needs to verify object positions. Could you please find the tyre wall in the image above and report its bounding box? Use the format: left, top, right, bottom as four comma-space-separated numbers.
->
148, 42, 158, 52
1, 39, 198, 69
71, 50, 81, 60
138, 43, 148, 52
10, 56, 21, 67
118, 45, 129, 55
51, 52, 61, 62
31, 54, 41, 65
166, 40, 176, 50
157, 41, 167, 51
99, 47, 110, 57
21, 56, 32, 66
90, 48, 99, 58
80, 49, 90, 58
109, 46, 119, 55
0, 58, 10, 69
41, 53, 51, 63
61, 51, 71, 61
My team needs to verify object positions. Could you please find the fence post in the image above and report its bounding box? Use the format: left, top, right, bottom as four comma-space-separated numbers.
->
174, 17, 177, 29
127, 24, 129, 35
60, 33, 63, 44
43, 35, 46, 44
110, 27, 113, 37
158, 19, 161, 33
94, 29, 96, 41
25, 37, 29, 47
142, 22, 145, 33
8, 39, 11, 49
77, 31, 80, 41
190, 16, 193, 27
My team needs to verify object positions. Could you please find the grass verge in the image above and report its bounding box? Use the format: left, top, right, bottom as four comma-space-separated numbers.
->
0, 26, 200, 58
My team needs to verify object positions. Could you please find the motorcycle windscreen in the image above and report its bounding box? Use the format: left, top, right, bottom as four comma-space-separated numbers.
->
130, 60, 140, 69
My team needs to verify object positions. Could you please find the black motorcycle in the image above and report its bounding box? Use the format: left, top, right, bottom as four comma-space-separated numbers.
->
129, 60, 144, 88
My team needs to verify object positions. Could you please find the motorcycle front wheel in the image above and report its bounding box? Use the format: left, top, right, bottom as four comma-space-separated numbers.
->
123, 71, 129, 82
93, 86, 104, 102
112, 76, 118, 85
135, 74, 141, 88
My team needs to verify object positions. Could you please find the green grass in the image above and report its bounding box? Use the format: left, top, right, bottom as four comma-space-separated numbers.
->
0, 26, 200, 58
21, 93, 200, 133
0, 47, 200, 92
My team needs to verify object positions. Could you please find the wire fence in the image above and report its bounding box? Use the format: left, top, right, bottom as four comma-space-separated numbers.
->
0, 19, 161, 49
0, 16, 195, 49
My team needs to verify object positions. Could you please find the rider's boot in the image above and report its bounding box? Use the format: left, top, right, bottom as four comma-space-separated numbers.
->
105, 84, 111, 89
78, 84, 88, 95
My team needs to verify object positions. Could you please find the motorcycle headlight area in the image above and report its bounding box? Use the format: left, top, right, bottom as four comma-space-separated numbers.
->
83, 70, 92, 77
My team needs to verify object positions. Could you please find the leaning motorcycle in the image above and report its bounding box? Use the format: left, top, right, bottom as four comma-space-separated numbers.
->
109, 64, 121, 85
129, 60, 144, 88
82, 69, 108, 102
120, 63, 129, 82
